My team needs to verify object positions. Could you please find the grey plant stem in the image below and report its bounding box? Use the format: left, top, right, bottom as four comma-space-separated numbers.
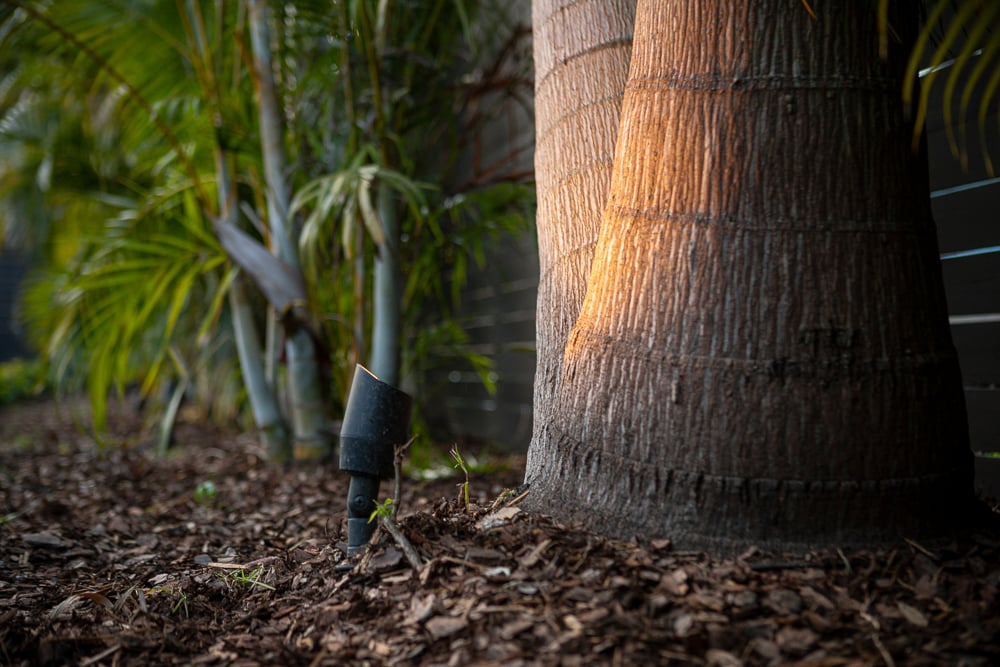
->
248, 0, 327, 459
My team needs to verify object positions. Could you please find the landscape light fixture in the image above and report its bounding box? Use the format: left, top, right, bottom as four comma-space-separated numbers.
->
339, 364, 412, 554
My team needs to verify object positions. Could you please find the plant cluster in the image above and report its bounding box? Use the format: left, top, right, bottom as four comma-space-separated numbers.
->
0, 0, 534, 452
0, 358, 44, 406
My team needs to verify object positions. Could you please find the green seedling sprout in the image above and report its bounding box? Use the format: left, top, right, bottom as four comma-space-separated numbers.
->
171, 590, 190, 617
450, 445, 470, 511
369, 498, 395, 523
220, 565, 275, 592
193, 480, 217, 506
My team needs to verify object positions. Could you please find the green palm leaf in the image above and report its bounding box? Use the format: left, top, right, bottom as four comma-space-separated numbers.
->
892, 0, 1000, 174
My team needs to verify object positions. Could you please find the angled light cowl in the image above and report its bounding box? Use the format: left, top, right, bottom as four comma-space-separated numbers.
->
339, 364, 412, 553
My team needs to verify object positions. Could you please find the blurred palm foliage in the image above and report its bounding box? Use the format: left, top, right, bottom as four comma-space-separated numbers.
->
0, 357, 44, 405
875, 0, 1000, 173
0, 0, 533, 442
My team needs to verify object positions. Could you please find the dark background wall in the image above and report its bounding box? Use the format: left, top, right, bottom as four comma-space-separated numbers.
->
927, 70, 1000, 456
418, 3, 537, 448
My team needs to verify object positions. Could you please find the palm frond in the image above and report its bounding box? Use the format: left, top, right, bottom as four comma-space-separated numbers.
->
898, 0, 1000, 174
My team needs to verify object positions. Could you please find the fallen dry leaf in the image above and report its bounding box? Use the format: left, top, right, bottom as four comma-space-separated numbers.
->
404, 593, 437, 625
425, 615, 468, 639
897, 600, 929, 627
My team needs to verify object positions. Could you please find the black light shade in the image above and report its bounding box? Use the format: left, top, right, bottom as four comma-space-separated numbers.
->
340, 364, 412, 478
339, 364, 412, 553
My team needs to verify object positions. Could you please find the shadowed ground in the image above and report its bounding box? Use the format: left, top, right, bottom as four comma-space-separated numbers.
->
1, 398, 998, 666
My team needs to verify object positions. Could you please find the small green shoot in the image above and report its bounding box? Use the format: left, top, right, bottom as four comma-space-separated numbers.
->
1, 512, 18, 525
450, 445, 470, 511
193, 480, 217, 506
369, 498, 395, 524
220, 565, 275, 592
11, 435, 33, 450
151, 585, 190, 618
171, 590, 190, 617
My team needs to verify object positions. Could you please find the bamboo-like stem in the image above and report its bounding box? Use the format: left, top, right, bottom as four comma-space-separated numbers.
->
248, 0, 328, 459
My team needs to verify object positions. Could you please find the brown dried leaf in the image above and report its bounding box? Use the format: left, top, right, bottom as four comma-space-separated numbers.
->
765, 588, 803, 615
705, 648, 742, 667
465, 546, 506, 562
499, 618, 535, 640
802, 610, 833, 632
577, 607, 609, 624
367, 639, 391, 657
651, 538, 672, 551
897, 601, 929, 627
673, 612, 695, 637
403, 593, 437, 626
368, 547, 403, 572
799, 586, 835, 611
22, 532, 69, 548
662, 568, 690, 596
751, 638, 782, 661
425, 615, 468, 639
519, 539, 552, 568
775, 626, 817, 655
563, 614, 584, 635
476, 506, 522, 531
690, 592, 726, 612
49, 594, 85, 620
914, 574, 939, 600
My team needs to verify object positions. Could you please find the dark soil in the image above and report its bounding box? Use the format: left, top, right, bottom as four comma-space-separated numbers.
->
1, 398, 999, 666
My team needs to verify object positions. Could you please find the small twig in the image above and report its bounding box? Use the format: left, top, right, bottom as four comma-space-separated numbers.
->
79, 644, 122, 667
360, 435, 424, 569
860, 598, 895, 667
392, 435, 417, 519
307, 648, 328, 667
380, 514, 423, 569
746, 561, 810, 572
504, 487, 530, 508
871, 633, 895, 667
837, 547, 853, 573
904, 537, 938, 561
437, 556, 494, 572
202, 556, 278, 570
488, 486, 528, 512
357, 526, 381, 571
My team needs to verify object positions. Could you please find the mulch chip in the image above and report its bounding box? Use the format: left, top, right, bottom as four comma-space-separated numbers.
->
1, 398, 998, 665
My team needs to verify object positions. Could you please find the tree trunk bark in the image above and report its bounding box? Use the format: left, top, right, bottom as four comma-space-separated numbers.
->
528, 0, 636, 473
526, 0, 975, 551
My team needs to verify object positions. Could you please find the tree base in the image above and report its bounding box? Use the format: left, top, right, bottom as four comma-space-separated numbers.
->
525, 432, 979, 554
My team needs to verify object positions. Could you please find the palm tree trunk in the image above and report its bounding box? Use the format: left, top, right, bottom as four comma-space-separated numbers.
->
526, 0, 975, 550
528, 0, 636, 473
248, 0, 328, 459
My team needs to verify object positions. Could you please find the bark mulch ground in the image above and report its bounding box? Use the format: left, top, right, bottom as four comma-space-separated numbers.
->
1, 398, 999, 666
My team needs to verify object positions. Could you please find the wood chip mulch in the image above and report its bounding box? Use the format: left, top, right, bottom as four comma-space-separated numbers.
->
1, 398, 998, 666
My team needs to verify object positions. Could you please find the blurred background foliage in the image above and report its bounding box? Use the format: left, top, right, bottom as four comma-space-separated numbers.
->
0, 0, 534, 453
